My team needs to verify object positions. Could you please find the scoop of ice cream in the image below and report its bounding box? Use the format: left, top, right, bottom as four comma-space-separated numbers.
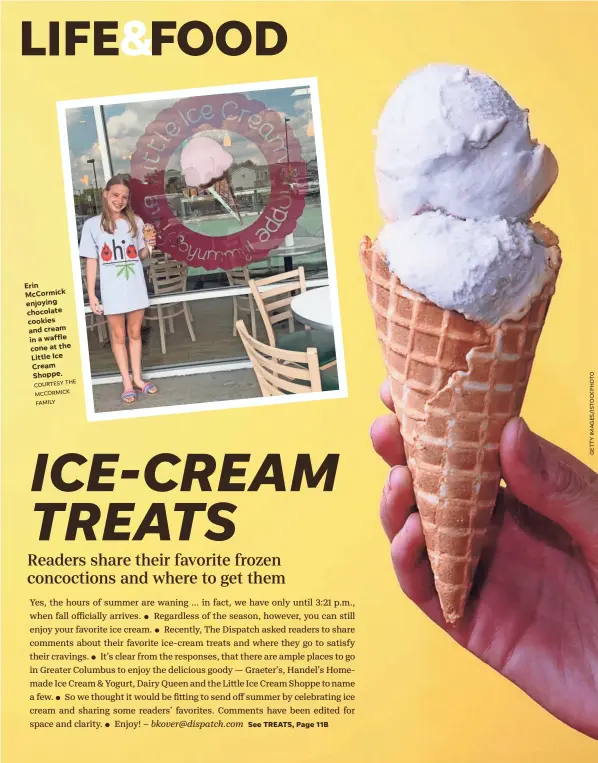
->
375, 64, 558, 221
378, 211, 552, 326
180, 136, 233, 187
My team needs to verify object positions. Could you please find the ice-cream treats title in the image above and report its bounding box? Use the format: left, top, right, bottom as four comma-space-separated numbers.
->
31, 452, 339, 542
22, 20, 287, 56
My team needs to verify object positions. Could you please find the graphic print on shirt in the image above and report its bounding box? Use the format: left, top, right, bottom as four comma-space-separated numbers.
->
101, 238, 139, 280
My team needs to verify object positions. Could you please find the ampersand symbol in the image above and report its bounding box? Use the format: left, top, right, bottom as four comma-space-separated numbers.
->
120, 20, 152, 56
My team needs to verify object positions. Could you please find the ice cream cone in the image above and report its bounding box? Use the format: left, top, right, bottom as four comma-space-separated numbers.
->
211, 176, 241, 221
360, 222, 561, 624
142, 223, 156, 254
185, 174, 241, 222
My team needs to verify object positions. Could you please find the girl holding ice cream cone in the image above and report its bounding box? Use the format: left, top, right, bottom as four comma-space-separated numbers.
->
79, 174, 158, 405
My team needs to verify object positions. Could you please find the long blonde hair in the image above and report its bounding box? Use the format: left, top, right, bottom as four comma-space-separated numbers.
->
100, 175, 138, 236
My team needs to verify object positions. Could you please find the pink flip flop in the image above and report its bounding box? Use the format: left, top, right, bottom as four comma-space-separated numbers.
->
134, 381, 158, 396
121, 389, 137, 405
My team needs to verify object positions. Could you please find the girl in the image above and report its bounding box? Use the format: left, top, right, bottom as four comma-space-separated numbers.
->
79, 175, 158, 405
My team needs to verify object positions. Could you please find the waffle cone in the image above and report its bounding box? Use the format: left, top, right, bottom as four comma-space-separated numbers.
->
142, 223, 156, 253
185, 175, 241, 219
360, 222, 561, 624
211, 177, 240, 217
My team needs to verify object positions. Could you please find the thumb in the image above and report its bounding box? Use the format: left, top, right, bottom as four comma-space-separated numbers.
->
501, 417, 598, 546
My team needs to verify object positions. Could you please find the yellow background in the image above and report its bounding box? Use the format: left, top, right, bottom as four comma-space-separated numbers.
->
2, 2, 597, 761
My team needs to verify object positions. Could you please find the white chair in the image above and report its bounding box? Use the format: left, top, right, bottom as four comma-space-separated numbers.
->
145, 259, 196, 354
81, 261, 108, 345
236, 319, 338, 396
248, 267, 336, 368
227, 266, 256, 337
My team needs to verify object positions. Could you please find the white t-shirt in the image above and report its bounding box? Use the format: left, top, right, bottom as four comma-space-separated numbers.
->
79, 215, 150, 315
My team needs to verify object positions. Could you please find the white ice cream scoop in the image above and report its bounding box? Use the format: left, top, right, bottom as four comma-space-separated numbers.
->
378, 211, 554, 326
375, 64, 558, 221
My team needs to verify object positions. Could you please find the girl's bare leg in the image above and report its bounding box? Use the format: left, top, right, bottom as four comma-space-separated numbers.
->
107, 314, 133, 393
126, 309, 146, 387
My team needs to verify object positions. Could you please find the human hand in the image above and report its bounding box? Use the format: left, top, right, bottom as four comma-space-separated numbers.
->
371, 379, 598, 740
89, 295, 103, 315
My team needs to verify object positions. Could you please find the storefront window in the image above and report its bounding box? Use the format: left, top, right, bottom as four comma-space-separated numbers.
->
102, 88, 326, 287
65, 84, 332, 380
87, 292, 286, 375
66, 106, 106, 239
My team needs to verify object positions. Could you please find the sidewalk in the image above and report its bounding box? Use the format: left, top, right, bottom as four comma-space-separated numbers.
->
92, 368, 260, 413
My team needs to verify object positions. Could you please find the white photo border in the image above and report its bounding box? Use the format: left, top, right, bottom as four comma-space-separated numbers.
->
56, 77, 347, 422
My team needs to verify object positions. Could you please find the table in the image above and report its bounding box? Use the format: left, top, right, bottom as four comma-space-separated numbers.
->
291, 286, 333, 331
268, 236, 325, 272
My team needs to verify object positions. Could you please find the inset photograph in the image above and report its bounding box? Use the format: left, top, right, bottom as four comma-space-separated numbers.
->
57, 78, 345, 420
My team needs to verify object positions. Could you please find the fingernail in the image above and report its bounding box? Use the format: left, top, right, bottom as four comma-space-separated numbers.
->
387, 465, 404, 491
383, 469, 391, 494
383, 468, 394, 498
516, 418, 544, 471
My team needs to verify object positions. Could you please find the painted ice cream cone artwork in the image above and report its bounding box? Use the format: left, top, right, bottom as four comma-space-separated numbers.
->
180, 135, 241, 222
361, 64, 561, 624
208, 176, 242, 222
